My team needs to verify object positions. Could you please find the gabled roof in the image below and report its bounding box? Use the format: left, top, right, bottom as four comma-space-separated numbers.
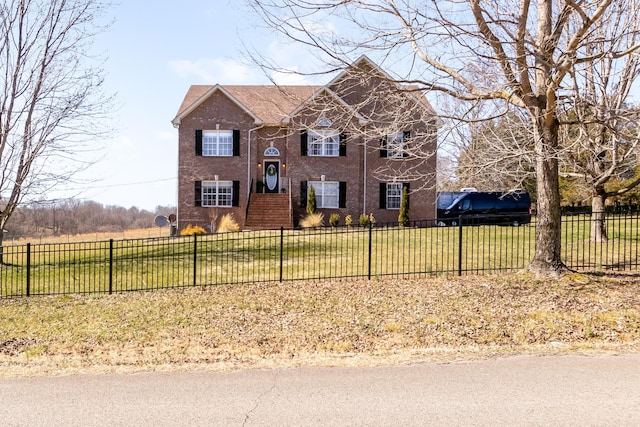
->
282, 86, 368, 125
327, 54, 437, 116
172, 55, 437, 127
172, 85, 321, 127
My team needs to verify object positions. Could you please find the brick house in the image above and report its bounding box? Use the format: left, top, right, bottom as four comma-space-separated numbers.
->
171, 56, 439, 231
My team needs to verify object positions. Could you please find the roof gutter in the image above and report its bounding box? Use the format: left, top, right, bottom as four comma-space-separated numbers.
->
248, 124, 265, 198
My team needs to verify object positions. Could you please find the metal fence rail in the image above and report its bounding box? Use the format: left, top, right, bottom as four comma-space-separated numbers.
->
0, 213, 638, 298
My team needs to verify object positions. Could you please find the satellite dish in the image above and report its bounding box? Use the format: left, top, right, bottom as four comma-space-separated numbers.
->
168, 213, 177, 223
154, 215, 169, 227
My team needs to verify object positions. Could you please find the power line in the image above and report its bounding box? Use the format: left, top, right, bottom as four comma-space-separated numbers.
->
89, 177, 177, 190
60, 177, 177, 192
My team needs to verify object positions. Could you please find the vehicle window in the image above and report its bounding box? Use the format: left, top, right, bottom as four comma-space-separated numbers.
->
473, 197, 494, 210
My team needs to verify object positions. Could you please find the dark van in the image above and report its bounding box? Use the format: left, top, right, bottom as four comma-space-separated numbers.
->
437, 191, 532, 226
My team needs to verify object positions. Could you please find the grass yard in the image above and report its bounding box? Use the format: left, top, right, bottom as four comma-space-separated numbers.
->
1, 273, 639, 378
2, 217, 639, 297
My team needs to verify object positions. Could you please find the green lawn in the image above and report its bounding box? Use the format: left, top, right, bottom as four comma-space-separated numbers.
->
1, 214, 638, 298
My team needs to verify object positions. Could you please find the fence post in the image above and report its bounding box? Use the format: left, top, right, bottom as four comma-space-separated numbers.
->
26, 243, 31, 297
279, 227, 284, 282
458, 216, 463, 276
108, 239, 113, 295
368, 220, 373, 280
193, 234, 198, 286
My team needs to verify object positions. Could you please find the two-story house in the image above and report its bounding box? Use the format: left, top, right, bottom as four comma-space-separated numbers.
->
171, 56, 439, 231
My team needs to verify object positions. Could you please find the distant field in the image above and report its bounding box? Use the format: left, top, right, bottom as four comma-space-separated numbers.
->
4, 228, 169, 244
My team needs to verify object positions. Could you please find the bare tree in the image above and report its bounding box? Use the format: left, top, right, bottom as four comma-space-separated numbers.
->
558, 0, 640, 241
0, 0, 112, 260
446, 106, 536, 193
248, 0, 640, 276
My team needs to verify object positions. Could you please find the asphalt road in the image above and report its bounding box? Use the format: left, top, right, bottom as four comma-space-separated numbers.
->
1, 354, 639, 426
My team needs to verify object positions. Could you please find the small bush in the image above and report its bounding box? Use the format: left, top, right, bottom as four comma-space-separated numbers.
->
345, 214, 353, 227
329, 213, 340, 227
217, 213, 240, 233
300, 212, 324, 228
180, 224, 207, 236
358, 213, 376, 227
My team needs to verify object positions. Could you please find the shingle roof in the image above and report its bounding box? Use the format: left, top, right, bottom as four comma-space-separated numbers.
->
172, 56, 438, 126
174, 85, 321, 125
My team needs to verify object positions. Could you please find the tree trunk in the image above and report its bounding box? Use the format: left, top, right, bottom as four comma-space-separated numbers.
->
528, 117, 566, 276
590, 189, 608, 242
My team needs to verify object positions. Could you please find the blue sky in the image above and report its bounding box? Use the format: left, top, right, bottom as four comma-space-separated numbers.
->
63, 0, 315, 211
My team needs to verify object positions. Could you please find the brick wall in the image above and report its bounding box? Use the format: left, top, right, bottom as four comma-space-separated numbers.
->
177, 91, 256, 231
176, 70, 438, 232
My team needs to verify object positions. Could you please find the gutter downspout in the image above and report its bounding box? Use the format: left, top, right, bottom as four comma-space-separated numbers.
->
362, 124, 368, 215
248, 124, 264, 198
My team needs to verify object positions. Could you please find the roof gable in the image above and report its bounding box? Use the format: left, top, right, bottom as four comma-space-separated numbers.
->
172, 55, 437, 127
328, 55, 437, 117
171, 85, 262, 127
283, 86, 367, 125
172, 85, 321, 127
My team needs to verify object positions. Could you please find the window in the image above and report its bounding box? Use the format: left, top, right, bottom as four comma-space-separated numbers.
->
386, 133, 405, 158
202, 181, 233, 207
264, 146, 280, 156
379, 182, 409, 210
195, 130, 240, 156
381, 131, 410, 158
386, 182, 403, 209
308, 181, 339, 208
308, 130, 339, 156
203, 130, 233, 156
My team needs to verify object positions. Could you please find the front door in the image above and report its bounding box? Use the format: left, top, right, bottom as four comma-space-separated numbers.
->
264, 161, 280, 193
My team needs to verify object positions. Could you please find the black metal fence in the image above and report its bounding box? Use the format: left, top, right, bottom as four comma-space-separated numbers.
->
1, 213, 638, 298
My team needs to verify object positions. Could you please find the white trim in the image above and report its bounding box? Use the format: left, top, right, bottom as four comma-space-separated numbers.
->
248, 125, 264, 198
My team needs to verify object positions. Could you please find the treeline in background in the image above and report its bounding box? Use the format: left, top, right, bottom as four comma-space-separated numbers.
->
3, 200, 175, 240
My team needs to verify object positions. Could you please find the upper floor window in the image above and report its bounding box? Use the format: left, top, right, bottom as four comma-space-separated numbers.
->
387, 133, 405, 159
380, 131, 410, 158
308, 130, 340, 156
195, 129, 240, 157
203, 130, 233, 156
301, 129, 347, 157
